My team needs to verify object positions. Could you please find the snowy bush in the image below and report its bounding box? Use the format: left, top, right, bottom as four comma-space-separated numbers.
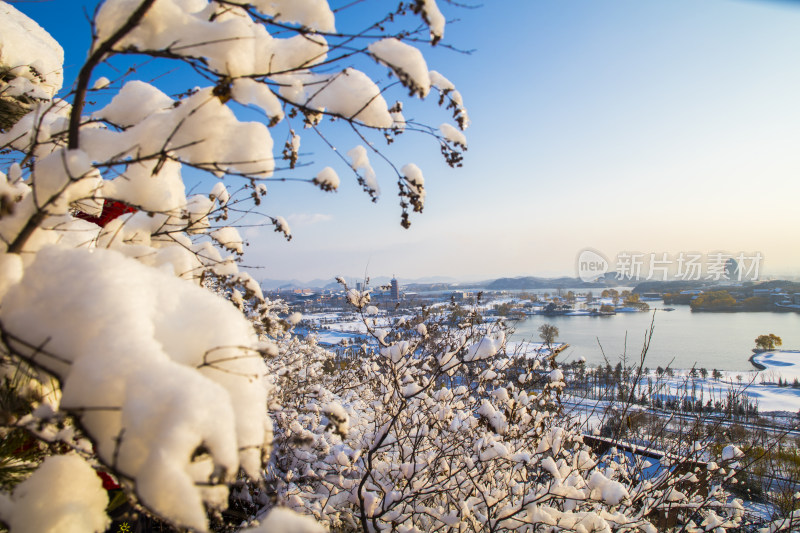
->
0, 0, 466, 530
265, 291, 749, 532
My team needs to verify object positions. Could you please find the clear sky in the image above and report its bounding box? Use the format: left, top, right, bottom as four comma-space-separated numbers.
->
12, 0, 800, 282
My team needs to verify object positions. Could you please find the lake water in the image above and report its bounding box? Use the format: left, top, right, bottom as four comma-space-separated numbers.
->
509, 305, 800, 371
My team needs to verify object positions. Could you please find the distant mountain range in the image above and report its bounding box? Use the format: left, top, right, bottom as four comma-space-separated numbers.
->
259, 274, 623, 291
258, 275, 463, 291
481, 276, 617, 290
260, 274, 800, 293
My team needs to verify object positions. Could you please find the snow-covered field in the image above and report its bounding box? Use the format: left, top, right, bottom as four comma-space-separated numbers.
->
530, 342, 800, 413
505, 341, 565, 357
311, 330, 367, 346
301, 311, 409, 346
742, 350, 800, 411
745, 381, 800, 412
752, 350, 800, 381
646, 370, 800, 413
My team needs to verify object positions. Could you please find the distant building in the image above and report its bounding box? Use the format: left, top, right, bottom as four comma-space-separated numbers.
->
794, 294, 800, 305
356, 281, 363, 292
390, 277, 400, 300
770, 292, 790, 304
725, 258, 739, 280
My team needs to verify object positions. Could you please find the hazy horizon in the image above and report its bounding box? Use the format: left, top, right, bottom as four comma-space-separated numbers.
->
258, 268, 800, 287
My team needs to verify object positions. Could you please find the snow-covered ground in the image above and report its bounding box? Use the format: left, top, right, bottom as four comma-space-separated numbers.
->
647, 370, 800, 413
311, 330, 366, 346
751, 350, 800, 381
505, 341, 565, 358
745, 380, 800, 412
301, 311, 411, 346
733, 350, 800, 412
557, 349, 800, 414
301, 312, 353, 324
574, 361, 800, 414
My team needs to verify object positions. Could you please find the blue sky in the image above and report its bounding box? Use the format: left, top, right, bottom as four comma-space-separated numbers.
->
13, 0, 800, 282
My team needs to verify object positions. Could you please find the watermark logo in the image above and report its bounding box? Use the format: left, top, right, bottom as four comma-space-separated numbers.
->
577, 248, 609, 282
576, 250, 763, 282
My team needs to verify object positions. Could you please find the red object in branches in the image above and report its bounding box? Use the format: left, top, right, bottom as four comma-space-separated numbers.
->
97, 470, 121, 490
74, 199, 137, 227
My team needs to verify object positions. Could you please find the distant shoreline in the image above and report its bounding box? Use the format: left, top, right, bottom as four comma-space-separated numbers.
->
691, 307, 799, 313
748, 353, 766, 370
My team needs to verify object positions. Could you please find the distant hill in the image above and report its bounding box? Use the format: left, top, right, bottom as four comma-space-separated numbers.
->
406, 276, 622, 291
632, 279, 800, 294
260, 278, 336, 290
485, 276, 614, 290
632, 280, 708, 294
752, 279, 800, 292
403, 282, 464, 292
259, 274, 642, 292
260, 275, 461, 291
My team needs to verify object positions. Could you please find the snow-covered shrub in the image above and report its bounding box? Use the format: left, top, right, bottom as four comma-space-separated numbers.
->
0, 0, 467, 530
266, 289, 747, 532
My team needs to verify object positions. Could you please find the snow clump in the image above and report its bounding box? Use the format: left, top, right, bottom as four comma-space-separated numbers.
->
0, 454, 109, 533
313, 167, 340, 191
368, 38, 431, 97
0, 246, 273, 531
0, 2, 64, 100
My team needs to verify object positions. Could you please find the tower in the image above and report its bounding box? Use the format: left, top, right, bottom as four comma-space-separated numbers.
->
725, 258, 739, 281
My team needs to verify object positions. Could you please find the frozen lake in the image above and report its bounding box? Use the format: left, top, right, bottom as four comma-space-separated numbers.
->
509, 304, 800, 372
